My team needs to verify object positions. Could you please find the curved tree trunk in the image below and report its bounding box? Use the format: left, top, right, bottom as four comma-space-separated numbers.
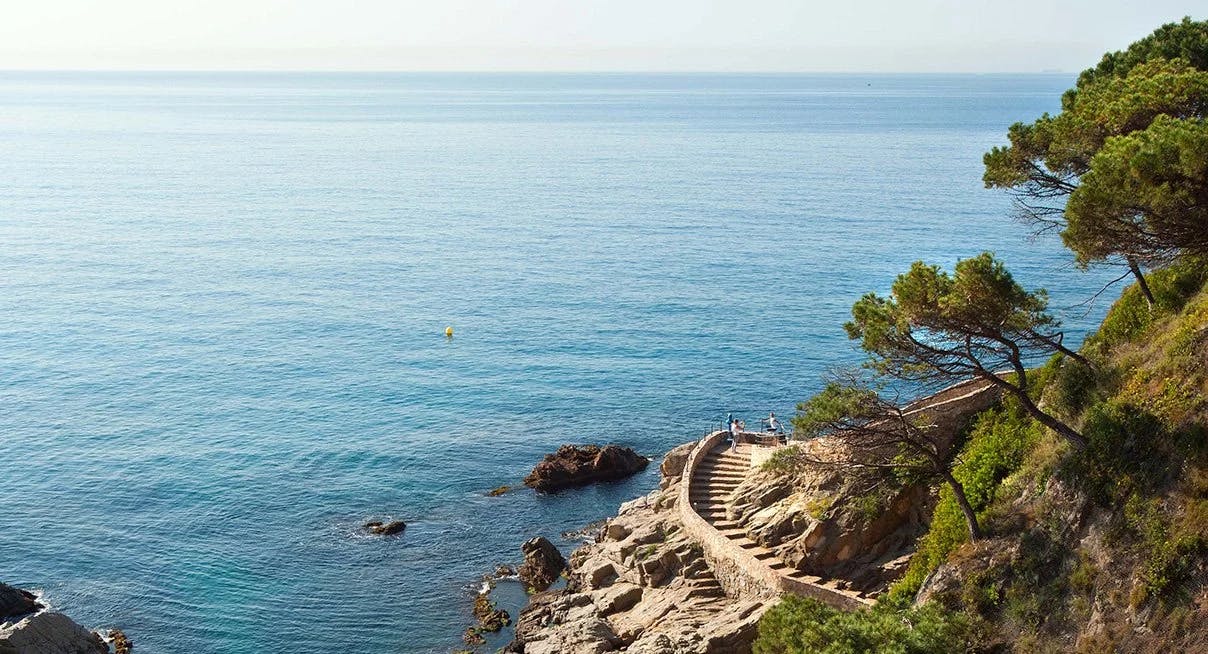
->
1127, 256, 1156, 309
982, 372, 1089, 450
1011, 386, 1088, 450
941, 470, 982, 540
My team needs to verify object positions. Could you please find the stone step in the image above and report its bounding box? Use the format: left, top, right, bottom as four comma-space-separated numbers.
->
684, 583, 725, 598
695, 470, 746, 479
695, 478, 745, 487
700, 466, 748, 474
696, 465, 747, 474
707, 455, 749, 464
691, 486, 735, 494
785, 571, 824, 584
701, 476, 742, 483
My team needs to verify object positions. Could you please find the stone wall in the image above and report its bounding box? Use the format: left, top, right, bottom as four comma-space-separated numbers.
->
678, 432, 778, 600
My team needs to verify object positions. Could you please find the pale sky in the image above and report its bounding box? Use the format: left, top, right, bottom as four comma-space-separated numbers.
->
1, 1, 1203, 72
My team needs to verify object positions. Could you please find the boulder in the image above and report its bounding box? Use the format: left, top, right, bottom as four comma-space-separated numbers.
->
518, 537, 567, 592
524, 445, 649, 492
364, 520, 406, 536
658, 443, 695, 489
0, 584, 40, 622
0, 611, 107, 654
109, 628, 133, 654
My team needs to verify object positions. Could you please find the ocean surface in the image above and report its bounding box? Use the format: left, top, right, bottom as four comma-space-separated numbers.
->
0, 72, 1115, 653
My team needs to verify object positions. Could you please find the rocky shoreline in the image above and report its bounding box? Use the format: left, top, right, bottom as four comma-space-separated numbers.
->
502, 442, 768, 654
0, 582, 118, 654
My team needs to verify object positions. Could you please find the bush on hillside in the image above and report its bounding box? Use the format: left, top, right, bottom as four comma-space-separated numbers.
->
753, 596, 983, 654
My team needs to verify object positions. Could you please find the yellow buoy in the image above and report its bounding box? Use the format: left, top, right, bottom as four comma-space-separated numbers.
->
445, 326, 454, 338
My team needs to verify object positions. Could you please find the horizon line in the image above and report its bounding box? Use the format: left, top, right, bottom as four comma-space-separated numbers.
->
0, 68, 1074, 75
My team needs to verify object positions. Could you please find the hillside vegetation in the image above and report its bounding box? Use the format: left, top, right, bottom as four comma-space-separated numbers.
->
753, 18, 1208, 654
756, 261, 1207, 653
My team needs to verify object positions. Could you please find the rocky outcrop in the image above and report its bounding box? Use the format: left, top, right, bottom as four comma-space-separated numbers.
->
505, 447, 769, 654
0, 585, 41, 622
517, 538, 567, 592
364, 520, 406, 536
658, 443, 694, 490
0, 590, 108, 654
524, 445, 649, 492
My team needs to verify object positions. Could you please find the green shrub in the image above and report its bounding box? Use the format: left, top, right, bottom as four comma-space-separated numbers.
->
1048, 356, 1100, 417
753, 596, 981, 654
1060, 400, 1169, 503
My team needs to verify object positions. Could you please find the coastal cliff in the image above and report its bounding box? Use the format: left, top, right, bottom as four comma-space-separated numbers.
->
506, 262, 1208, 654
503, 381, 1010, 652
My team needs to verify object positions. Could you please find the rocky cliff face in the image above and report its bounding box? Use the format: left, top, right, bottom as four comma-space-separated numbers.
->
506, 443, 769, 654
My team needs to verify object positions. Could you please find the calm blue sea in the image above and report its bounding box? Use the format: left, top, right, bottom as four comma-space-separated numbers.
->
0, 72, 1112, 653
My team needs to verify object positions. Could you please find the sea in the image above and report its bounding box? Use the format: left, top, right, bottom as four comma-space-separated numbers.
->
0, 72, 1115, 653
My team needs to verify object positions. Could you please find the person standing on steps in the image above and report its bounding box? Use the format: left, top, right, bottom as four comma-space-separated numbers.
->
765, 412, 780, 433
727, 413, 738, 451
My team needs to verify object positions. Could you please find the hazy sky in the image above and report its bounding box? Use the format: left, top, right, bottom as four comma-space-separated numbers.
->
1, 1, 1203, 72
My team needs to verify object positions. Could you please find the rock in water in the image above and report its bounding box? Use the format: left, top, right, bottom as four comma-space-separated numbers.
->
523, 445, 649, 492
0, 611, 108, 654
0, 583, 41, 621
364, 520, 407, 536
517, 537, 567, 592
110, 628, 133, 654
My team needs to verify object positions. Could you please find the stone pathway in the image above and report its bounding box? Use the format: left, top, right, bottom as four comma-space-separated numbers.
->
688, 441, 873, 607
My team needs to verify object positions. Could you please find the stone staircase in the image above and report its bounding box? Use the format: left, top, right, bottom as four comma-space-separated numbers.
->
687, 440, 872, 607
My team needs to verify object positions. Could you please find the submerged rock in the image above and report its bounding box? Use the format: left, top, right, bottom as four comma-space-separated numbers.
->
517, 537, 567, 592
487, 485, 513, 497
364, 520, 407, 536
524, 445, 649, 492
491, 564, 517, 580
473, 592, 511, 632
